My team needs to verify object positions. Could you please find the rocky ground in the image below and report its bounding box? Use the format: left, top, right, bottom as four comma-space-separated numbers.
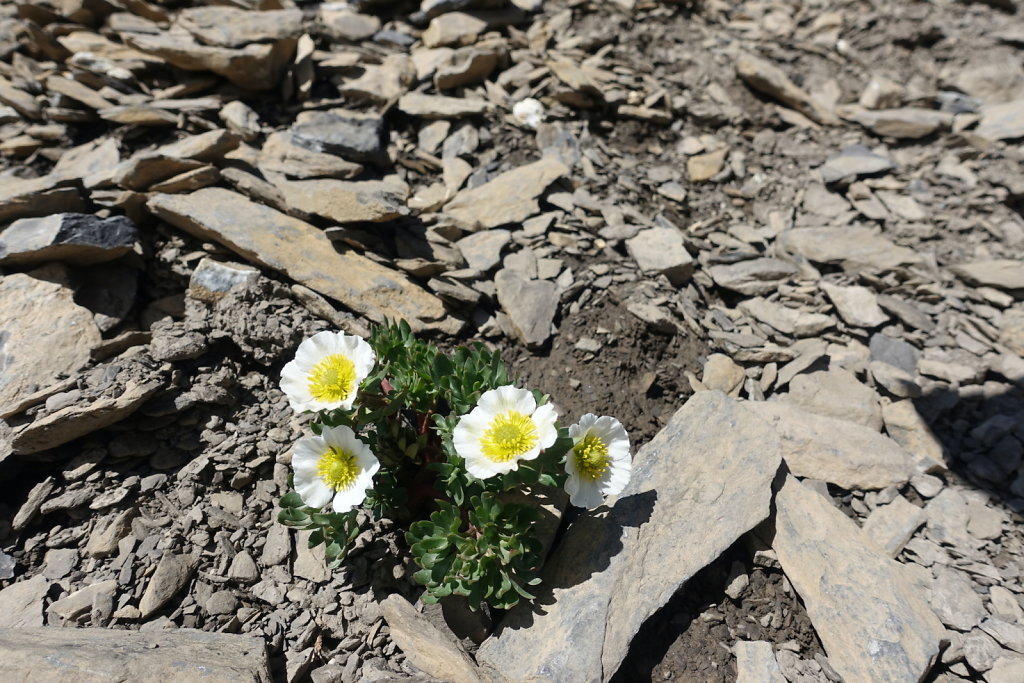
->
1, 0, 1023, 681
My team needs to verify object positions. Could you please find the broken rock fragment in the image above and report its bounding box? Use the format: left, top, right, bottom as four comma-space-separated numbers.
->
0, 213, 137, 266
147, 188, 452, 333
494, 269, 558, 349
746, 401, 915, 489
0, 273, 101, 416
443, 158, 567, 231
773, 475, 945, 683
625, 227, 694, 285
0, 627, 271, 682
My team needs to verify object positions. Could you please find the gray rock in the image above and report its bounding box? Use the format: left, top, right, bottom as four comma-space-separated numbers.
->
477, 392, 782, 681
701, 354, 746, 396
42, 548, 79, 580
0, 213, 137, 266
397, 93, 490, 119
735, 52, 837, 124
738, 298, 833, 337
975, 98, 1024, 141
271, 176, 407, 224
625, 227, 694, 285
988, 656, 1024, 683
780, 368, 883, 431
821, 282, 889, 328
779, 227, 921, 272
259, 131, 363, 180
290, 110, 388, 167
951, 260, 1024, 294
188, 258, 260, 303
773, 475, 945, 683
930, 566, 987, 632
260, 521, 292, 567
963, 629, 1003, 672
0, 627, 271, 682
139, 552, 199, 619
926, 488, 973, 549
48, 579, 117, 622
735, 641, 786, 683
443, 158, 567, 231
0, 551, 14, 580
380, 595, 483, 683
494, 269, 558, 349
820, 145, 895, 184
981, 617, 1024, 654
11, 380, 162, 456
0, 575, 49, 627
708, 258, 799, 296
745, 401, 915, 490
842, 105, 954, 138
861, 495, 926, 557
206, 591, 239, 616
147, 189, 454, 334
869, 334, 920, 375
228, 551, 260, 584
870, 360, 921, 398
86, 507, 138, 558
456, 229, 511, 272
882, 401, 946, 473
0, 273, 101, 417
293, 531, 330, 584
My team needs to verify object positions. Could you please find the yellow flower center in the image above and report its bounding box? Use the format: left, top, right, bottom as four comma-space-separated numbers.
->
308, 353, 357, 404
480, 411, 538, 462
317, 446, 360, 490
574, 434, 610, 481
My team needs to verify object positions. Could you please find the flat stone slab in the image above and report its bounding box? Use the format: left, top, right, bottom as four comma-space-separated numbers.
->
778, 227, 921, 272
0, 627, 271, 682
773, 475, 945, 683
0, 213, 137, 266
745, 401, 916, 490
477, 391, 782, 681
148, 188, 454, 333
443, 157, 567, 231
0, 273, 100, 417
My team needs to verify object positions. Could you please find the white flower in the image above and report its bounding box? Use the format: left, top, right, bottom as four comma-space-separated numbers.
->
512, 98, 545, 129
292, 425, 380, 513
564, 414, 631, 509
453, 385, 558, 479
280, 330, 375, 413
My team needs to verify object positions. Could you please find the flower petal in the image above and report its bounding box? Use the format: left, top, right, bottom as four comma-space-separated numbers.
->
295, 473, 333, 509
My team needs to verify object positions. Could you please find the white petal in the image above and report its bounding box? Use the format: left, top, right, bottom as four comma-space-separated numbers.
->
532, 403, 559, 450
570, 413, 599, 442
295, 474, 333, 509
464, 454, 508, 479
292, 436, 326, 469
331, 483, 368, 513
567, 475, 606, 509
320, 424, 359, 451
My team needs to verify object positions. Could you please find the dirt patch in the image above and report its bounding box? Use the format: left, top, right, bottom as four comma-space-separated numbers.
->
501, 283, 707, 448
613, 536, 824, 683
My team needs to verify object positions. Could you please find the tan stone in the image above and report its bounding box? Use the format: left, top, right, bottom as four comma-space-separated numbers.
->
882, 400, 947, 473
12, 381, 161, 455
147, 188, 453, 332
270, 176, 407, 223
0, 627, 270, 682
0, 273, 100, 416
773, 475, 945, 682
687, 148, 728, 182
443, 158, 567, 231
745, 401, 915, 490
735, 52, 838, 125
398, 92, 490, 119
380, 595, 483, 683
125, 32, 295, 91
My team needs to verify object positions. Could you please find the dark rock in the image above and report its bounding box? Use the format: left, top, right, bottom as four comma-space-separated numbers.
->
0, 213, 137, 266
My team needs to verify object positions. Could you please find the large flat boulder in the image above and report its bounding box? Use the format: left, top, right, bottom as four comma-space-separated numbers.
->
477, 391, 783, 681
773, 475, 945, 682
